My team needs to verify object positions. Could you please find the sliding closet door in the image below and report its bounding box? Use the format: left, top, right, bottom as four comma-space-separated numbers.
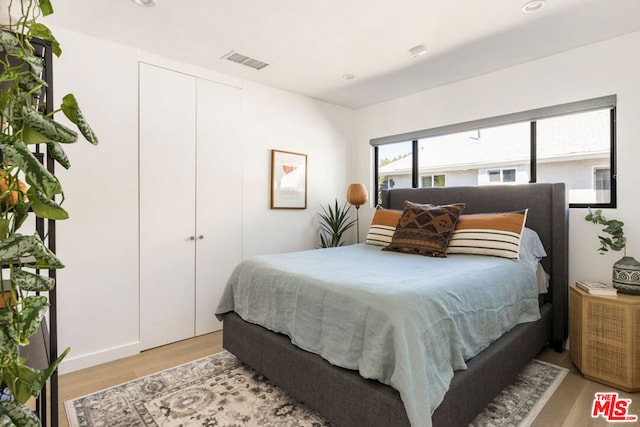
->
195, 79, 242, 335
139, 63, 197, 350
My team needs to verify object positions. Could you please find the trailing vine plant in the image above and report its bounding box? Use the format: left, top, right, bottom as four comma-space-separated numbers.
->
0, 1, 98, 425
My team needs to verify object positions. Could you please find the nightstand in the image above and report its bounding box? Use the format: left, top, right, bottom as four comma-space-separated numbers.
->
570, 284, 640, 391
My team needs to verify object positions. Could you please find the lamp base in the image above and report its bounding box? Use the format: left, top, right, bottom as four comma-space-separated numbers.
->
355, 205, 360, 244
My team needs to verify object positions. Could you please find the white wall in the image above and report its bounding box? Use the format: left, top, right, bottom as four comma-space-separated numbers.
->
353, 30, 640, 288
241, 81, 354, 256
53, 28, 141, 373
51, 27, 353, 373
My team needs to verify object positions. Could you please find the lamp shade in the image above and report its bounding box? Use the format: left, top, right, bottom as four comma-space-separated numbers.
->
347, 183, 368, 206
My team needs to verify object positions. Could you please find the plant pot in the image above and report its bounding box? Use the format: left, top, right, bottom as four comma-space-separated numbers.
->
613, 256, 640, 295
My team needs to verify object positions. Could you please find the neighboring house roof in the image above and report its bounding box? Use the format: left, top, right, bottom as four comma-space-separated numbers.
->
379, 110, 610, 174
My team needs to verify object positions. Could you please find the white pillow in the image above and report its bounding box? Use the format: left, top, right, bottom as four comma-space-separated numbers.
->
519, 227, 547, 264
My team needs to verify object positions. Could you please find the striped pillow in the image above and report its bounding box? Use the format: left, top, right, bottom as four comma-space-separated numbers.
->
447, 210, 528, 260
365, 209, 402, 246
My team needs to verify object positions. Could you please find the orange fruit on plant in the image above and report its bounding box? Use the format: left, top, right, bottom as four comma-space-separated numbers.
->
0, 171, 27, 207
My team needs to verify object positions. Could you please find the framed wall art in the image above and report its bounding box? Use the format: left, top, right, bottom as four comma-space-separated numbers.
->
271, 149, 307, 209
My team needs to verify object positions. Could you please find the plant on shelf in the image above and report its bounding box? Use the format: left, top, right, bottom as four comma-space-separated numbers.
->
318, 200, 356, 248
0, 1, 98, 425
584, 208, 626, 255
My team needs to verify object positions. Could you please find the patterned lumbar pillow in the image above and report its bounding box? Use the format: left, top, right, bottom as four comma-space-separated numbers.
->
383, 201, 465, 257
365, 209, 402, 246
446, 210, 528, 260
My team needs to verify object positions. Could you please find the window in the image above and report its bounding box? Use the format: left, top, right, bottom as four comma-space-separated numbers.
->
486, 168, 516, 184
414, 121, 530, 189
421, 174, 445, 188
371, 95, 616, 208
488, 170, 500, 183
375, 141, 413, 204
502, 168, 516, 183
594, 166, 611, 203
536, 109, 612, 205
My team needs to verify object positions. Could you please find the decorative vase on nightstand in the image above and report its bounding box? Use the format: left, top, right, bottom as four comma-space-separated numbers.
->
613, 256, 640, 295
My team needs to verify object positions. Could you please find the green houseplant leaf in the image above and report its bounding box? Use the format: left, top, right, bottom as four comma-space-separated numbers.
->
0, 401, 42, 427
318, 200, 356, 248
21, 106, 78, 144
10, 268, 55, 292
27, 187, 68, 220
0, 31, 19, 50
2, 347, 69, 406
2, 139, 62, 197
21, 123, 78, 170
37, 0, 54, 17
45, 141, 70, 169
8, 50, 44, 77
17, 73, 47, 98
17, 295, 49, 344
26, 22, 60, 57
0, 321, 20, 363
61, 94, 98, 145
585, 209, 626, 255
0, 233, 64, 269
3, 362, 48, 405
21, 127, 51, 145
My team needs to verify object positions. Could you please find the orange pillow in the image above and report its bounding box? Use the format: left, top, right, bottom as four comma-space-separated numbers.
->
365, 209, 402, 247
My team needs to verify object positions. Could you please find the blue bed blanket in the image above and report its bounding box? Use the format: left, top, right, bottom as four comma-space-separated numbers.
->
215, 244, 540, 427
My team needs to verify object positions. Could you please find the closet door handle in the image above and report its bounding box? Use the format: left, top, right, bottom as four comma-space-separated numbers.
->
198, 235, 204, 240
189, 236, 195, 241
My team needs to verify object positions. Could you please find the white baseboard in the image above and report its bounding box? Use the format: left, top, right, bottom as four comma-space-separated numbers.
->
58, 341, 141, 375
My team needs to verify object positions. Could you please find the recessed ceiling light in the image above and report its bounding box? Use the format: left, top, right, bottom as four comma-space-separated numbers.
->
408, 44, 427, 59
342, 74, 355, 80
522, 0, 546, 13
131, 0, 156, 7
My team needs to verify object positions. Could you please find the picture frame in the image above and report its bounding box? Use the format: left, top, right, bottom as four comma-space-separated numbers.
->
271, 149, 307, 209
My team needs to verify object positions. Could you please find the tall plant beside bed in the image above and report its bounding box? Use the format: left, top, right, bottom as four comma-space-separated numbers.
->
318, 200, 356, 247
0, 1, 98, 425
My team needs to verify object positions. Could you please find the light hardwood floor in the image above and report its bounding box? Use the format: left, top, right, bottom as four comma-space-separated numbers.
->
534, 347, 640, 426
58, 333, 639, 427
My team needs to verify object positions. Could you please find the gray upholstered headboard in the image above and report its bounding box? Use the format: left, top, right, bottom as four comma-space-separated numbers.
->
381, 183, 568, 349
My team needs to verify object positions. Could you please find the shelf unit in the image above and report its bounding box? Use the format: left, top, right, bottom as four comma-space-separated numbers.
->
23, 37, 58, 427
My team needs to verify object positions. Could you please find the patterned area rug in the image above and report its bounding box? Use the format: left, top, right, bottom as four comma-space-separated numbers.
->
470, 359, 568, 427
65, 351, 567, 427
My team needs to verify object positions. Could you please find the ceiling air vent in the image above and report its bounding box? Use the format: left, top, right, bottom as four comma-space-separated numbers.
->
221, 51, 269, 70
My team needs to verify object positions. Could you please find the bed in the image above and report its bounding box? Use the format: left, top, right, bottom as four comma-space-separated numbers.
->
216, 183, 568, 427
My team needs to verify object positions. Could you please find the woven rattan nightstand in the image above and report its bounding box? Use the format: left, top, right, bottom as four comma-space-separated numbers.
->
570, 284, 640, 391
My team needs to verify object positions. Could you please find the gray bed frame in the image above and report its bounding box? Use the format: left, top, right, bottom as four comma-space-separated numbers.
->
221, 183, 568, 426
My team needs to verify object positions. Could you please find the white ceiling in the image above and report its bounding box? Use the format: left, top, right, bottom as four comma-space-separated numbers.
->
43, 0, 640, 109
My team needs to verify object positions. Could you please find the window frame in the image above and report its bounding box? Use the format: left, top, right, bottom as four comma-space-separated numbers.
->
486, 168, 517, 184
421, 173, 446, 188
371, 95, 617, 209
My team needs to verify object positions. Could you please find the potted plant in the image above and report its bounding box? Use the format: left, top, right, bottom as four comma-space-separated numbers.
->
0, 1, 98, 425
318, 200, 356, 247
585, 209, 640, 294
